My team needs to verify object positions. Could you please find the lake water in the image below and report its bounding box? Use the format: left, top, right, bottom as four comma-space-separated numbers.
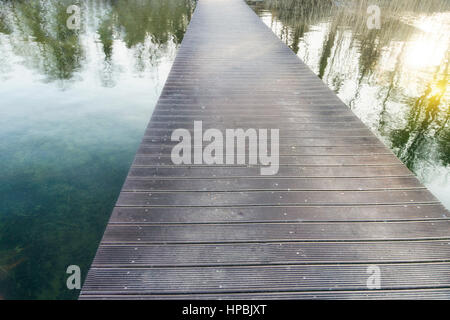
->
0, 0, 195, 299
248, 0, 450, 208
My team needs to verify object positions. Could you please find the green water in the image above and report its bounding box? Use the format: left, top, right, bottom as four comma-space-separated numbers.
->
0, 0, 195, 299
248, 0, 450, 209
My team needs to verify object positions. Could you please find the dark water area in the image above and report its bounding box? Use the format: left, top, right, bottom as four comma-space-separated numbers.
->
248, 0, 450, 208
0, 0, 195, 299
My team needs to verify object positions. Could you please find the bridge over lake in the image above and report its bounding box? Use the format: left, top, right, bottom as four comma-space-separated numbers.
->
80, 0, 450, 299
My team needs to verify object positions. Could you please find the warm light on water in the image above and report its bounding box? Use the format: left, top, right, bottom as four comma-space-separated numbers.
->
402, 13, 449, 70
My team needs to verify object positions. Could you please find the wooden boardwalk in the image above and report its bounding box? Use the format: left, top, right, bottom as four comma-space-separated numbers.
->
80, 0, 450, 299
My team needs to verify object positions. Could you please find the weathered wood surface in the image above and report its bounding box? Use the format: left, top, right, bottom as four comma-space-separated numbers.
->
80, 0, 450, 299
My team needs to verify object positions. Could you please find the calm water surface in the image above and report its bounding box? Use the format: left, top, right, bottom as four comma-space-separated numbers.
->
248, 0, 450, 207
0, 0, 195, 299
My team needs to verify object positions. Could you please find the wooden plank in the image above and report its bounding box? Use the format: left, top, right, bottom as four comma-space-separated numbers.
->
116, 190, 437, 207
146, 122, 370, 130
101, 221, 450, 243
149, 115, 362, 122
152, 109, 353, 116
81, 263, 450, 294
145, 128, 381, 138
122, 177, 423, 192
80, 288, 450, 299
127, 166, 413, 178
137, 146, 392, 155
110, 205, 449, 223
141, 137, 382, 146
154, 103, 353, 110
133, 154, 402, 166
92, 241, 450, 267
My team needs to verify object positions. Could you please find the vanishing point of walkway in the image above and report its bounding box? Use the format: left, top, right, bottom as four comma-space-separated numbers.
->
80, 0, 450, 299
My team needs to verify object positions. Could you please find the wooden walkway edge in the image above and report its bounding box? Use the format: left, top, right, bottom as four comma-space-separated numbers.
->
80, 0, 450, 299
